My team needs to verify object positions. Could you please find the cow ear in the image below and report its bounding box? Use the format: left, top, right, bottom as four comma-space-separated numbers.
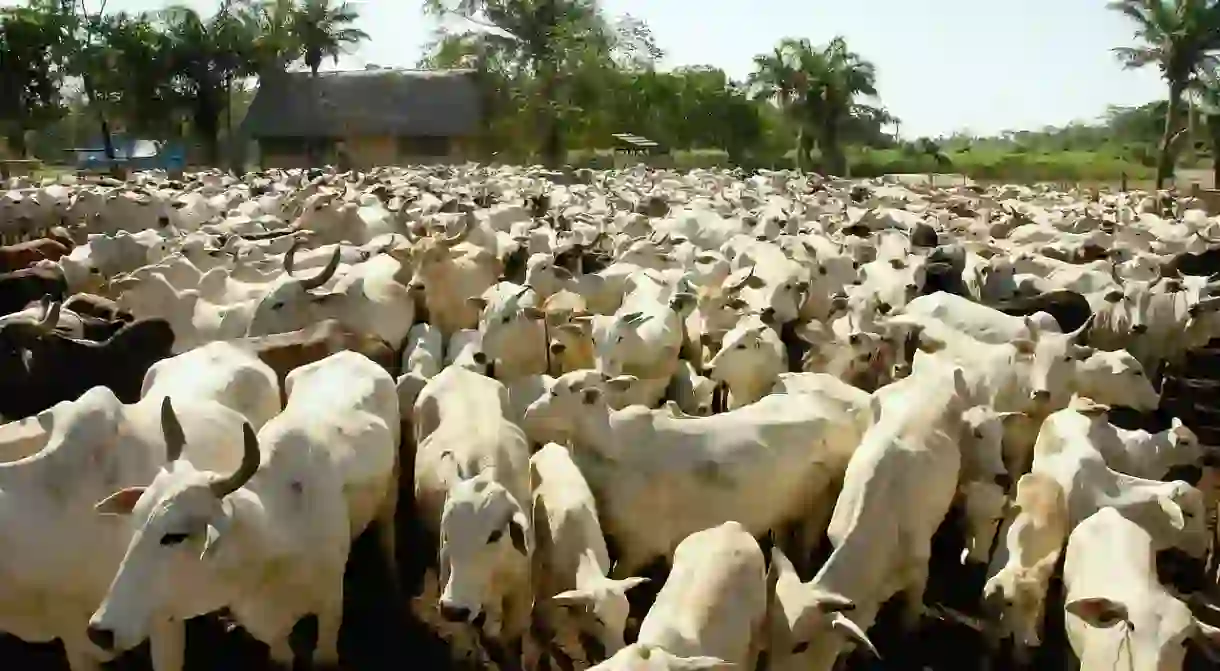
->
521, 306, 546, 321
605, 375, 638, 394
466, 296, 488, 313
310, 291, 343, 304
1066, 597, 1129, 629
551, 588, 593, 607
95, 486, 146, 516
1159, 497, 1187, 531
509, 514, 529, 556
200, 523, 223, 560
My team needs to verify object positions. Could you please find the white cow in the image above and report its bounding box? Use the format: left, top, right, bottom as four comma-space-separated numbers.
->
412, 366, 533, 652
531, 443, 649, 667
87, 351, 399, 669
0, 388, 254, 671
794, 366, 978, 671
589, 522, 766, 671
521, 370, 865, 577
1062, 507, 1220, 670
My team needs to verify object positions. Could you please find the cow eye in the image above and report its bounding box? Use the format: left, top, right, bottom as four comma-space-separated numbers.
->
487, 529, 503, 544
160, 532, 190, 546
736, 342, 746, 349
272, 301, 285, 310
792, 641, 810, 654
501, 315, 512, 324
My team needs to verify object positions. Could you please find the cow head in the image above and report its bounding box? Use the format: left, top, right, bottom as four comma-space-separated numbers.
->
520, 370, 635, 446
245, 243, 344, 337
470, 283, 546, 377
705, 316, 786, 408
1024, 314, 1094, 411
523, 253, 574, 298
765, 546, 879, 671
550, 572, 649, 661
87, 398, 259, 654
1074, 349, 1159, 411
437, 460, 530, 635
981, 472, 1067, 659
1064, 581, 1220, 670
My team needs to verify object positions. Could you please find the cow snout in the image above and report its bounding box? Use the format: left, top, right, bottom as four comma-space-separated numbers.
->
759, 307, 776, 323
86, 624, 115, 651
1131, 323, 1148, 334
440, 603, 471, 623
1029, 389, 1051, 403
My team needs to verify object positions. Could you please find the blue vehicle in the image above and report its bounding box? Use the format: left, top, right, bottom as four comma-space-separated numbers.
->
66, 135, 186, 172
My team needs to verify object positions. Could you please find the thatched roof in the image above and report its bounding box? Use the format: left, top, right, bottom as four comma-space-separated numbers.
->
242, 68, 482, 139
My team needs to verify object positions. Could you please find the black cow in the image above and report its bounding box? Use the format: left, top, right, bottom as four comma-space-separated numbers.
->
0, 317, 175, 420
991, 289, 1093, 333
1165, 247, 1220, 277
0, 265, 67, 316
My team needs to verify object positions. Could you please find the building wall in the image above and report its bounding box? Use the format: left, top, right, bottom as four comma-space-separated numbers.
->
257, 134, 472, 168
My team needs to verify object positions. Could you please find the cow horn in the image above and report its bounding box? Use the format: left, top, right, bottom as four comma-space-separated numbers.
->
1109, 261, 1121, 283
1069, 313, 1094, 345
160, 396, 186, 463
209, 422, 260, 499
299, 247, 342, 292
441, 213, 473, 247
284, 240, 303, 274
37, 298, 60, 332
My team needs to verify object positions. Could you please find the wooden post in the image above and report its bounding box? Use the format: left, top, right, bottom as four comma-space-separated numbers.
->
1120, 171, 1128, 193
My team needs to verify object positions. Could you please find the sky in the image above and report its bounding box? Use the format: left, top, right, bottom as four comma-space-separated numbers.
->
3, 0, 1170, 138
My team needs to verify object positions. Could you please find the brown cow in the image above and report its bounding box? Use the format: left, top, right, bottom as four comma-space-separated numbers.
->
0, 238, 69, 273
230, 319, 398, 406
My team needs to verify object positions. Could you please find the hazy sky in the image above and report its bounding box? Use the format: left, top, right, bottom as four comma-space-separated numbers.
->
4, 0, 1169, 137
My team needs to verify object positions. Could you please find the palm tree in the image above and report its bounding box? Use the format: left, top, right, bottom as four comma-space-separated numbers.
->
1109, 0, 1220, 189
290, 0, 367, 165
749, 36, 878, 175
292, 0, 366, 76
801, 36, 878, 176
1193, 77, 1220, 188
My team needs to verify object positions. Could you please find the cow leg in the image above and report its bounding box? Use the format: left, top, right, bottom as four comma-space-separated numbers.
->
149, 617, 186, 671
313, 576, 344, 667
900, 553, 932, 632
375, 471, 400, 595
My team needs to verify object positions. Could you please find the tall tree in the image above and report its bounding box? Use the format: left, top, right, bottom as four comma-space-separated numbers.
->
291, 0, 367, 165
750, 36, 879, 175
422, 0, 613, 166
1110, 0, 1220, 189
0, 5, 66, 156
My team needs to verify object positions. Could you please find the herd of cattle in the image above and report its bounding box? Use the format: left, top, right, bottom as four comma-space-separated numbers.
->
3, 164, 1220, 670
